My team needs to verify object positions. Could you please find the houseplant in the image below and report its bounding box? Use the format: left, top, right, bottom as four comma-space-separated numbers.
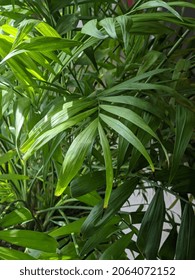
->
0, 0, 194, 260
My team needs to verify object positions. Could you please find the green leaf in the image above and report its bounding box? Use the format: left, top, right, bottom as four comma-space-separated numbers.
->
171, 166, 195, 196
55, 118, 98, 196
21, 99, 97, 158
12, 19, 38, 49
100, 113, 154, 171
14, 97, 30, 145
170, 106, 194, 182
0, 246, 35, 260
0, 174, 28, 180
56, 14, 79, 36
116, 15, 132, 52
176, 204, 195, 260
159, 226, 177, 260
80, 222, 117, 256
134, 0, 183, 21
99, 79, 174, 97
0, 207, 32, 228
49, 217, 86, 238
100, 105, 158, 140
81, 177, 138, 238
137, 189, 165, 259
137, 51, 162, 75
70, 171, 106, 197
22, 107, 97, 160
169, 1, 195, 9
99, 18, 117, 39
81, 19, 108, 39
99, 94, 164, 118
98, 123, 113, 208
0, 150, 16, 165
35, 21, 61, 38
100, 232, 133, 260
16, 37, 81, 52
0, 230, 58, 252
77, 192, 102, 206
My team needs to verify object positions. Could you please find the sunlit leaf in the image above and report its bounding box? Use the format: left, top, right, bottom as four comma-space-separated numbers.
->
0, 207, 32, 228
99, 18, 117, 39
0, 230, 58, 252
49, 217, 86, 238
81, 19, 108, 39
55, 118, 98, 196
0, 247, 35, 260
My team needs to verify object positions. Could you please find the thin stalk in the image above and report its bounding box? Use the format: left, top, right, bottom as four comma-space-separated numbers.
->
22, 160, 27, 202
59, 209, 80, 257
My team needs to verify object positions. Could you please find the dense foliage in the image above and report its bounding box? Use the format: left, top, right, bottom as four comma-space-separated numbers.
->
0, 0, 194, 260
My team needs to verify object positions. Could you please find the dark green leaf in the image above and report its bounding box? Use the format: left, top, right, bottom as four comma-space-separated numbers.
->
159, 226, 177, 260
100, 232, 133, 260
55, 118, 98, 196
137, 189, 165, 259
70, 171, 106, 197
176, 204, 195, 260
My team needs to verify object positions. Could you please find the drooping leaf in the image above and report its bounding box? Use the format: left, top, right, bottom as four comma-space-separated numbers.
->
137, 189, 165, 259
55, 118, 98, 196
134, 0, 182, 21
100, 113, 155, 171
99, 94, 164, 118
22, 107, 97, 159
100, 105, 159, 140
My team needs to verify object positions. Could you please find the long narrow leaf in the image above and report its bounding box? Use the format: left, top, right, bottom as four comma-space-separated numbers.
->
0, 207, 32, 228
137, 189, 165, 259
176, 204, 195, 260
0, 230, 58, 253
170, 106, 194, 181
0, 247, 35, 260
98, 123, 113, 208
100, 113, 154, 171
55, 118, 98, 196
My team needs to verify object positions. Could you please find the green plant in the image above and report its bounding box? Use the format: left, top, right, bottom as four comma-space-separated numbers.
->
0, 0, 194, 260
